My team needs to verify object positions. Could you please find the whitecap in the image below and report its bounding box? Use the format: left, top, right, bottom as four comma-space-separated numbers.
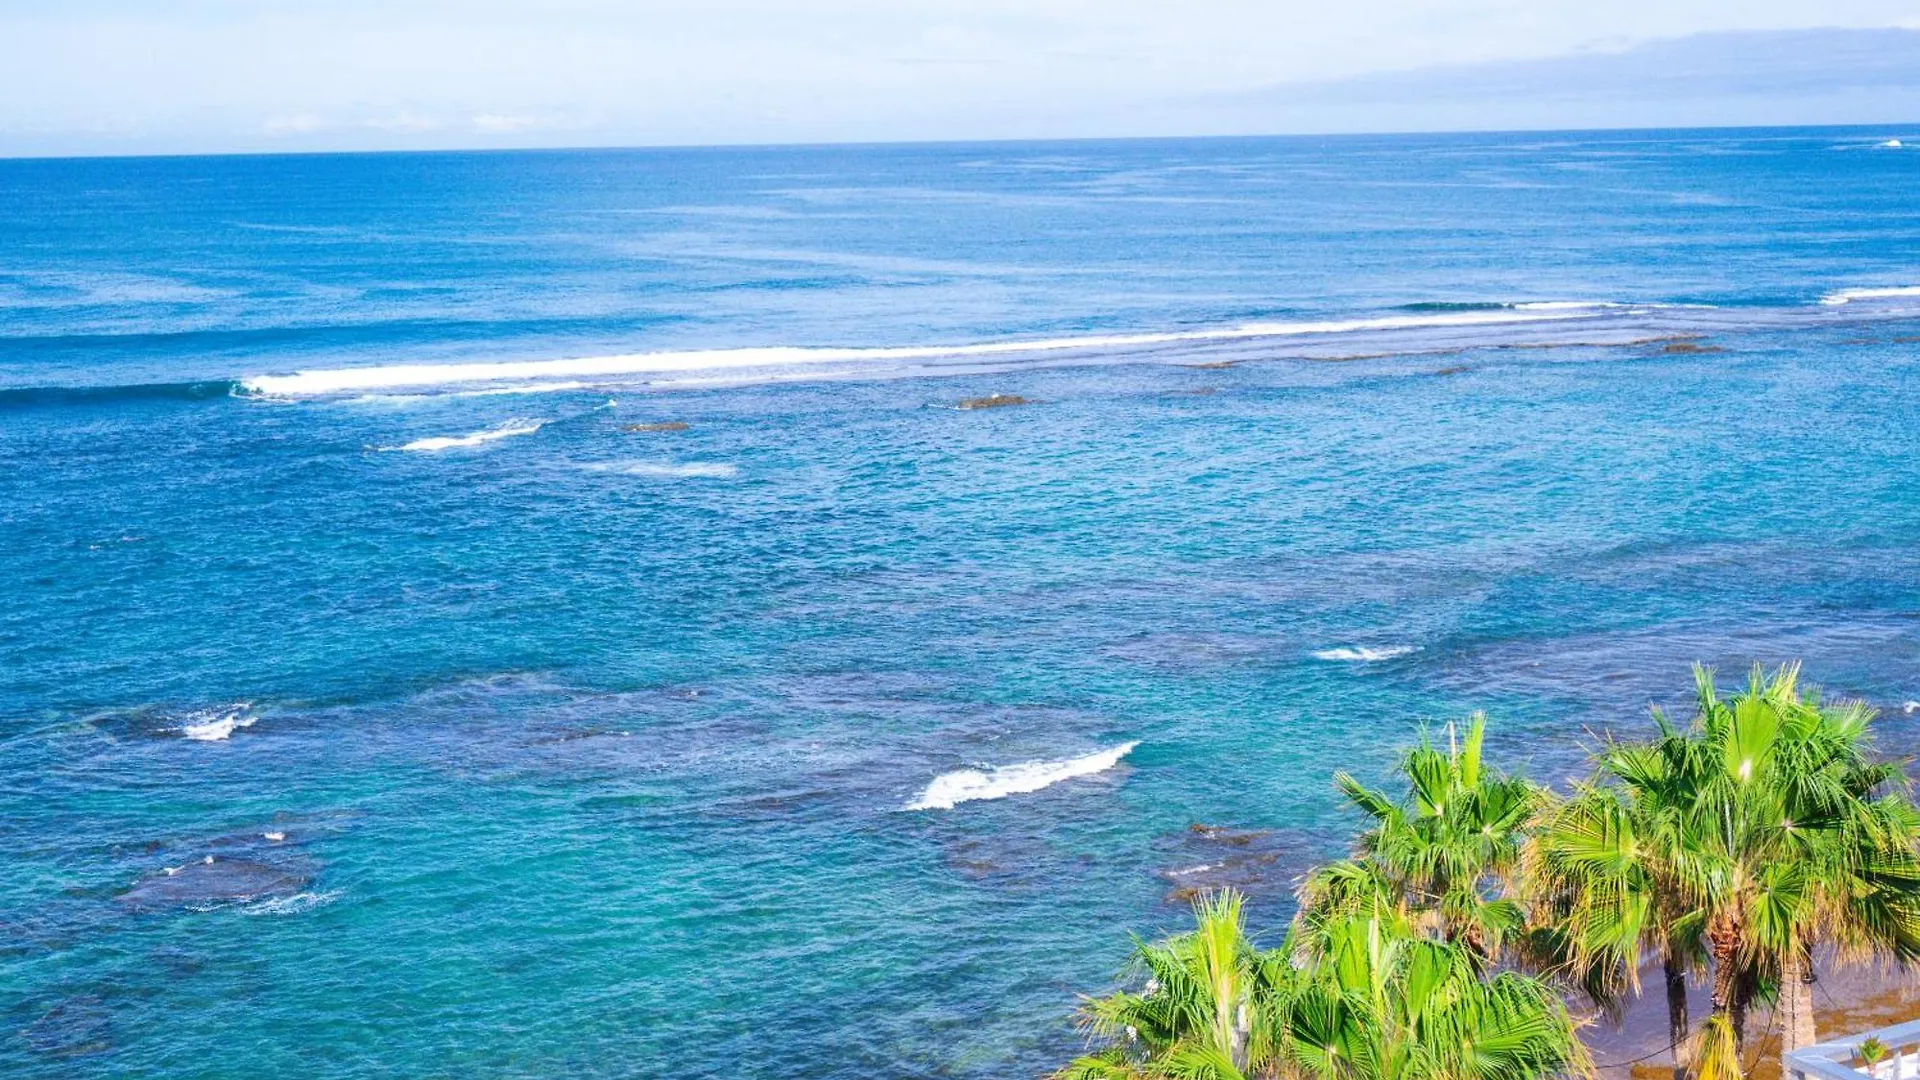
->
385, 420, 545, 452
1819, 286, 1920, 306
904, 741, 1140, 811
177, 703, 258, 741
453, 382, 593, 398
1311, 645, 1417, 663
1881, 139, 1904, 149
240, 890, 340, 916
580, 460, 738, 478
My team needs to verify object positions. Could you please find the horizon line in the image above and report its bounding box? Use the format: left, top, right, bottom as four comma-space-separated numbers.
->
0, 119, 1915, 165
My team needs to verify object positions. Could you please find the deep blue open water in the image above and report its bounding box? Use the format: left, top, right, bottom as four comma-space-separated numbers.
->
4, 128, 1920, 1077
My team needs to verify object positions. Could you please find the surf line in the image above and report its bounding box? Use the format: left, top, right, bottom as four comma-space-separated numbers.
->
242, 310, 1605, 397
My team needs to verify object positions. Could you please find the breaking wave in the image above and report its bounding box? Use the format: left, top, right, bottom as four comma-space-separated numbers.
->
1312, 645, 1417, 663
1820, 286, 1920, 306
239, 309, 1607, 398
904, 741, 1140, 811
384, 420, 545, 452
177, 703, 258, 741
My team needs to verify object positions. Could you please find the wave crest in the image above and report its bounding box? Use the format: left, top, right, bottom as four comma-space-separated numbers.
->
1312, 645, 1417, 663
239, 309, 1606, 398
904, 741, 1140, 811
1820, 285, 1920, 306
178, 703, 258, 741
384, 421, 545, 452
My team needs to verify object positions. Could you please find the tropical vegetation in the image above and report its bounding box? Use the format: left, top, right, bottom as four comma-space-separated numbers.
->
1058, 664, 1920, 1080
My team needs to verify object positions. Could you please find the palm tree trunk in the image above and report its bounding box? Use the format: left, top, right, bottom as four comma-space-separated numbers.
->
1665, 949, 1690, 1080
1708, 918, 1743, 1046
1780, 947, 1816, 1056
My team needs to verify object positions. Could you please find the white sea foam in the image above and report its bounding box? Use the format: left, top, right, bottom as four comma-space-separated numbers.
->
904, 741, 1140, 811
1820, 286, 1920, 306
240, 890, 341, 916
1168, 863, 1218, 877
240, 309, 1604, 398
454, 382, 594, 398
178, 703, 257, 741
580, 460, 739, 478
344, 383, 595, 407
1312, 645, 1417, 663
1511, 301, 1624, 311
387, 420, 545, 452
1882, 139, 1904, 149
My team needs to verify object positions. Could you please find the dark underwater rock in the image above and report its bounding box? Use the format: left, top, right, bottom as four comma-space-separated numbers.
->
20, 994, 111, 1057
955, 394, 1032, 410
1660, 341, 1724, 354
1156, 823, 1345, 909
116, 857, 310, 912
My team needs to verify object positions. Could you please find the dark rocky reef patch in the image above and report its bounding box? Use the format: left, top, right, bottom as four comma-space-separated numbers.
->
956, 394, 1033, 410
938, 833, 1092, 888
1155, 823, 1342, 913
111, 822, 328, 913
1660, 341, 1724, 354
117, 857, 311, 912
18, 994, 111, 1058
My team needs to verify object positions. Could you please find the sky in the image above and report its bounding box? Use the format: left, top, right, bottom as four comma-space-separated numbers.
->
1, 0, 1918, 155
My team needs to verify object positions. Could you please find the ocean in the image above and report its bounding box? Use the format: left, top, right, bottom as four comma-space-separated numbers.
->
3, 127, 1919, 1077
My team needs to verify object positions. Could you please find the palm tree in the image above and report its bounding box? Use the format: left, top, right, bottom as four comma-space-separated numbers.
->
1271, 891, 1590, 1080
1528, 781, 1706, 1080
1059, 889, 1589, 1080
1058, 890, 1272, 1080
1689, 1015, 1743, 1080
1309, 714, 1543, 957
1590, 665, 1920, 1055
1704, 668, 1920, 1055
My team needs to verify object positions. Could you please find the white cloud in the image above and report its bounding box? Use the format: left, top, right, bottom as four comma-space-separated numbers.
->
471, 113, 541, 133
262, 113, 329, 136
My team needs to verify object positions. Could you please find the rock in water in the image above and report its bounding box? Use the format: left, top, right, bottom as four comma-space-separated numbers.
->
622, 421, 690, 432
21, 995, 111, 1057
117, 857, 310, 911
956, 394, 1032, 410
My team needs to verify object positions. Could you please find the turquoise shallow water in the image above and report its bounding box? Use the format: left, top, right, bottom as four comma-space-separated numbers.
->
4, 128, 1920, 1077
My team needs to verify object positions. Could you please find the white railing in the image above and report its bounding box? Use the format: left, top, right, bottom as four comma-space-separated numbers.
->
1786, 1019, 1920, 1080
